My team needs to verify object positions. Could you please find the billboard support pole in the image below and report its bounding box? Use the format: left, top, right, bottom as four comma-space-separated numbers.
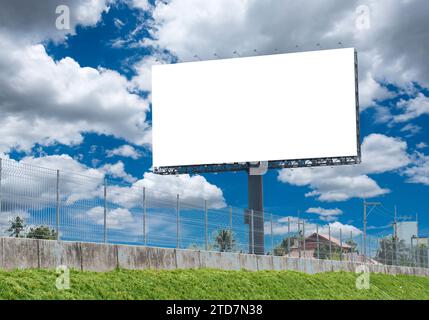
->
247, 161, 267, 255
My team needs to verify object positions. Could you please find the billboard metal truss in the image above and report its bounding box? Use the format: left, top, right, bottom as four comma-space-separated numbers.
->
153, 156, 361, 175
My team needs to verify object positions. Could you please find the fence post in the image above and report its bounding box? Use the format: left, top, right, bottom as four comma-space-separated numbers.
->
56, 170, 60, 240
303, 221, 306, 258
270, 213, 274, 255
287, 217, 291, 257
250, 209, 254, 254
204, 200, 208, 251
176, 194, 180, 249
103, 178, 107, 243
316, 224, 320, 259
229, 206, 233, 251
328, 225, 332, 260
143, 187, 146, 245
298, 220, 301, 258
339, 228, 342, 261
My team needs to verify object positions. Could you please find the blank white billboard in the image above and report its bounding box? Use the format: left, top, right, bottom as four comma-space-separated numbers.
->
152, 48, 359, 168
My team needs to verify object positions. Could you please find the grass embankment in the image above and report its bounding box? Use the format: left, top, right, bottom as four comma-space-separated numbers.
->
0, 268, 428, 300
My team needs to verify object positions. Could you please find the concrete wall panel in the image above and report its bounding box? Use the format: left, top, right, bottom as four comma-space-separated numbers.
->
256, 255, 273, 271
220, 252, 240, 270
38, 240, 82, 270
117, 245, 150, 270
176, 249, 200, 269
239, 254, 258, 271
200, 251, 221, 269
148, 247, 176, 270
2, 237, 39, 269
81, 242, 117, 272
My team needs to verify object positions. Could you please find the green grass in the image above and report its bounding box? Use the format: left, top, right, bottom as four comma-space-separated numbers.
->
0, 268, 428, 300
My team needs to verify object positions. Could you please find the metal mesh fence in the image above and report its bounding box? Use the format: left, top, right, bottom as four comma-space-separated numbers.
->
0, 157, 428, 268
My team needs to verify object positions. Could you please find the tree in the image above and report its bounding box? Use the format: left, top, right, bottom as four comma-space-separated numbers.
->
345, 239, 358, 253
7, 216, 25, 238
411, 244, 428, 268
376, 237, 411, 266
214, 229, 235, 252
273, 236, 297, 256
313, 242, 343, 260
26, 226, 58, 240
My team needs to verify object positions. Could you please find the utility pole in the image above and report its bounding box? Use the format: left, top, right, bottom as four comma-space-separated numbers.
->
394, 205, 398, 265
363, 200, 380, 262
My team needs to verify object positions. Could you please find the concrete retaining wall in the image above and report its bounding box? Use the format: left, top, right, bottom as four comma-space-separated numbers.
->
1, 237, 428, 276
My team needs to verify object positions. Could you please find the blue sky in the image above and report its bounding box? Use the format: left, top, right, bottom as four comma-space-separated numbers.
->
0, 0, 428, 245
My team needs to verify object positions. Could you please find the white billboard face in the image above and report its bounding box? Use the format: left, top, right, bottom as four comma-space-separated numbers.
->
152, 48, 359, 169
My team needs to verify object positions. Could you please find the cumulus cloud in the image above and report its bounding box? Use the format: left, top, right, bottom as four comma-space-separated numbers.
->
0, 0, 111, 44
278, 133, 411, 202
107, 172, 226, 209
404, 152, 429, 186
306, 207, 343, 222
266, 215, 361, 238
100, 161, 137, 183
147, 0, 429, 114
393, 93, 429, 123
106, 145, 142, 160
0, 0, 153, 154
0, 36, 151, 153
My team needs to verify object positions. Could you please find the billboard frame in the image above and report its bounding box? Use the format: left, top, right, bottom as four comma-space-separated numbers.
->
153, 50, 361, 175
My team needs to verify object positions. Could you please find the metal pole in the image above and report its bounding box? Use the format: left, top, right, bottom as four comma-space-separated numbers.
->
316, 224, 320, 259
363, 200, 367, 261
103, 178, 107, 243
287, 217, 291, 257
394, 205, 398, 266
56, 170, 60, 240
0, 158, 2, 216
143, 187, 146, 245
350, 230, 353, 262
303, 221, 306, 258
297, 220, 301, 258
229, 206, 233, 251
204, 200, 208, 251
328, 225, 332, 260
176, 194, 180, 249
339, 228, 342, 261
270, 213, 274, 255
251, 209, 254, 254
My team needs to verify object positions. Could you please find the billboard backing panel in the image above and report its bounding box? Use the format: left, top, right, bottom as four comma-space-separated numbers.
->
152, 48, 359, 170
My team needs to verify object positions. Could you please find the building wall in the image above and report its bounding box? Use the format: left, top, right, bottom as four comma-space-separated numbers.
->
396, 222, 418, 245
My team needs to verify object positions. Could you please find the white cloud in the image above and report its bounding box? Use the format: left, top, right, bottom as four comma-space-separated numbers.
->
0, 36, 151, 153
416, 142, 428, 149
393, 93, 429, 123
400, 123, 422, 136
267, 215, 361, 238
100, 161, 137, 183
129, 0, 153, 11
359, 72, 393, 110
0, 0, 111, 44
106, 145, 142, 160
147, 0, 429, 112
404, 152, 429, 186
107, 172, 226, 209
306, 207, 343, 221
278, 134, 410, 202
